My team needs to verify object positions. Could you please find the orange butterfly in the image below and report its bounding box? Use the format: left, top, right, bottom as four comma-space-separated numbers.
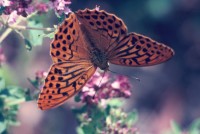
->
37, 8, 174, 110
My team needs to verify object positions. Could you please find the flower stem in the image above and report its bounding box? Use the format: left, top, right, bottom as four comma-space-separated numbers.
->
5, 98, 26, 107
8, 24, 55, 32
0, 12, 54, 45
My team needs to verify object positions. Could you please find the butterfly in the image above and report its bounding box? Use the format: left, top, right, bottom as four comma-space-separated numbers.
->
37, 8, 174, 110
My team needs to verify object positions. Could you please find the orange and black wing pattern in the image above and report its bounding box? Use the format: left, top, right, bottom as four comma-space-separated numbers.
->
38, 13, 96, 110
38, 61, 96, 110
108, 33, 174, 66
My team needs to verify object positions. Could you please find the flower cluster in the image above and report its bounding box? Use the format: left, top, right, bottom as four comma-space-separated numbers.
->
0, 0, 12, 7
75, 98, 138, 134
49, 0, 71, 15
105, 124, 138, 134
103, 108, 138, 134
2, 0, 32, 17
28, 70, 47, 90
35, 70, 47, 88
0, 0, 71, 25
77, 71, 132, 105
0, 0, 71, 17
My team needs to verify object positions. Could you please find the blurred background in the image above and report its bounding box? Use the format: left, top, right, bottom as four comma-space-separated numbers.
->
1, 0, 200, 133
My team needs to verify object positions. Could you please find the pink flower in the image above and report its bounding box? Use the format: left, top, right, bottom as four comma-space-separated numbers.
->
36, 3, 49, 14
2, 0, 32, 17
25, 6, 35, 14
8, 10, 18, 24
35, 70, 48, 79
78, 71, 132, 104
95, 5, 100, 11
82, 86, 95, 97
0, 0, 12, 7
50, 0, 71, 15
0, 48, 6, 66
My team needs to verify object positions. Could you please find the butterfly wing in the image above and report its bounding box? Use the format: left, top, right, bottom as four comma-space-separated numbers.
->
50, 12, 90, 63
75, 8, 127, 52
76, 8, 174, 66
38, 13, 96, 110
38, 61, 96, 110
108, 33, 174, 66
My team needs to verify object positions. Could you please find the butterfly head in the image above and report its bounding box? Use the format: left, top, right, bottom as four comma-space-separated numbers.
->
99, 61, 109, 71
93, 56, 109, 71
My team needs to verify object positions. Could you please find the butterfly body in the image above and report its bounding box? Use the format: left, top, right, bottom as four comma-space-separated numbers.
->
79, 22, 110, 70
90, 48, 109, 70
38, 8, 174, 110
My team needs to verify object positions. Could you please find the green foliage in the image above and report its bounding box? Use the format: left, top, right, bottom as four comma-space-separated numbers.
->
125, 110, 138, 127
170, 121, 182, 134
163, 120, 200, 134
189, 119, 200, 134
55, 12, 66, 23
74, 99, 138, 134
106, 98, 124, 108
39, 31, 55, 39
27, 20, 44, 46
24, 38, 32, 51
0, 69, 34, 133
0, 76, 27, 133
27, 76, 44, 100
0, 77, 5, 89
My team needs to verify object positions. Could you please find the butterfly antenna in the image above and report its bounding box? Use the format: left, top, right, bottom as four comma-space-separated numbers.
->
92, 71, 106, 99
108, 69, 140, 82
98, 71, 106, 87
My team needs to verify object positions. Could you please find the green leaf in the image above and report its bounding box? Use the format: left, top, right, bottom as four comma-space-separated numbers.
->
82, 124, 96, 134
55, 12, 66, 23
74, 94, 81, 102
0, 77, 5, 89
189, 119, 200, 134
7, 120, 20, 126
0, 121, 6, 133
72, 105, 87, 114
9, 86, 25, 98
39, 32, 55, 39
24, 89, 32, 101
106, 116, 112, 125
0, 113, 4, 122
5, 97, 25, 107
76, 126, 85, 134
170, 120, 182, 134
27, 20, 44, 46
24, 39, 32, 51
106, 98, 124, 108
28, 78, 39, 89
125, 110, 138, 127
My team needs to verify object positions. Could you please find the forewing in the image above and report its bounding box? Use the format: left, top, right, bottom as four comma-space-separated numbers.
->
109, 33, 174, 66
76, 8, 127, 51
38, 61, 96, 110
51, 13, 90, 63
